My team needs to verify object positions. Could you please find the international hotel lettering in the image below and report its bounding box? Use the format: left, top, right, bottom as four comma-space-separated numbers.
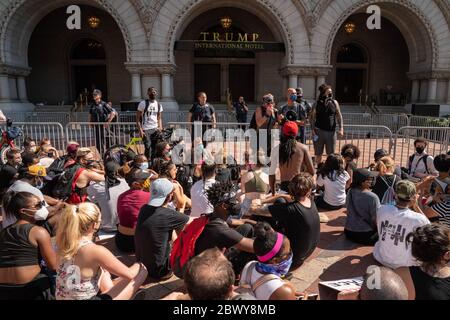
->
194, 32, 265, 50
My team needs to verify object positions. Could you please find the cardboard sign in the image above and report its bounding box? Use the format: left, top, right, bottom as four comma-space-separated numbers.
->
319, 277, 363, 300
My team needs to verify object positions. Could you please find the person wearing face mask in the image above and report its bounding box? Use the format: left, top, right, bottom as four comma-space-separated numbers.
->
5, 165, 62, 230
87, 161, 130, 233
407, 138, 438, 181
22, 137, 37, 157
0, 191, 57, 300
239, 222, 297, 300
310, 84, 344, 165
135, 179, 190, 280
115, 170, 152, 253
137, 87, 164, 161
344, 169, 380, 246
64, 148, 105, 205
280, 88, 309, 144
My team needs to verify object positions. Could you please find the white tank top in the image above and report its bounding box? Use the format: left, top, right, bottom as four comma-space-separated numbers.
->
240, 261, 286, 300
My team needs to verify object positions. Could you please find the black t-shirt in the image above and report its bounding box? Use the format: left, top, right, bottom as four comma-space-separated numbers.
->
234, 102, 248, 115
410, 266, 450, 300
315, 99, 337, 132
0, 164, 18, 189
189, 103, 215, 122
89, 101, 112, 123
195, 217, 243, 255
135, 205, 189, 277
269, 201, 320, 266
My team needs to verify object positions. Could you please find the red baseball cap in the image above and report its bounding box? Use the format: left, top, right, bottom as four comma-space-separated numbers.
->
282, 121, 298, 137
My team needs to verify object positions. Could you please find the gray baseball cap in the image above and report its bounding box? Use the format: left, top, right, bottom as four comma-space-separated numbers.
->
149, 178, 174, 207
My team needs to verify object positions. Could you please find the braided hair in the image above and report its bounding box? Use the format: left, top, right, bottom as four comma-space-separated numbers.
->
279, 135, 297, 166
205, 180, 236, 208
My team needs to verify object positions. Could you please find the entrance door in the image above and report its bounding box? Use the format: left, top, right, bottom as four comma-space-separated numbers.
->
73, 65, 108, 102
229, 64, 255, 102
336, 69, 364, 104
194, 64, 221, 102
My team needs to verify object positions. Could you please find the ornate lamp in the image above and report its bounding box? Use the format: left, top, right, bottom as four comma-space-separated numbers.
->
221, 16, 232, 30
88, 16, 101, 29
344, 21, 356, 35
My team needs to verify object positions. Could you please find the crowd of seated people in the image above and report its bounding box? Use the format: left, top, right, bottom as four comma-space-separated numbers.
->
0, 114, 449, 302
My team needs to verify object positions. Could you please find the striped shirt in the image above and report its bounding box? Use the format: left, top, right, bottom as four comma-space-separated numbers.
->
432, 200, 450, 227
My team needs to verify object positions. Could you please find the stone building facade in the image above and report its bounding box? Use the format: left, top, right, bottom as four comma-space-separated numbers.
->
0, 0, 448, 114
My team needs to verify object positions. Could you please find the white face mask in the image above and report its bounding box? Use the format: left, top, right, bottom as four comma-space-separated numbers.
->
34, 206, 49, 221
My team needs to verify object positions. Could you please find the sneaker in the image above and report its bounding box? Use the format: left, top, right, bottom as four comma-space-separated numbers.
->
319, 212, 329, 223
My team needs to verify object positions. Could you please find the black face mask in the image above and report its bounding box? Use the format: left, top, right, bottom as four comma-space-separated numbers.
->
416, 147, 425, 154
149, 94, 156, 100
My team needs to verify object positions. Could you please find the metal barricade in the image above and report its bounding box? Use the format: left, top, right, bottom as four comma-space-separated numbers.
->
342, 113, 408, 132
4, 112, 71, 126
66, 122, 143, 156
0, 122, 66, 152
394, 127, 450, 168
408, 116, 450, 128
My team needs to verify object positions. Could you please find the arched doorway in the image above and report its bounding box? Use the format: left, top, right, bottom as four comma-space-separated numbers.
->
174, 7, 286, 104
335, 43, 369, 104
329, 12, 411, 107
26, 5, 130, 106
70, 39, 108, 103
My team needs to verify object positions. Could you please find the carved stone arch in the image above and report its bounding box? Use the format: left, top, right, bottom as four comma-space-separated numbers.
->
0, 0, 137, 65
162, 0, 302, 65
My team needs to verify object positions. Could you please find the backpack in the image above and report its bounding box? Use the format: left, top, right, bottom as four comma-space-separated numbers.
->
169, 215, 209, 279
176, 165, 194, 198
379, 175, 397, 205
235, 261, 281, 299
408, 155, 430, 175
52, 164, 84, 201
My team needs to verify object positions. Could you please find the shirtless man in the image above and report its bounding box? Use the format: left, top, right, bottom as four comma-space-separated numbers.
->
269, 121, 315, 195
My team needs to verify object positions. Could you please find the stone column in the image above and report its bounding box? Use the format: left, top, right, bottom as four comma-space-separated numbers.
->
17, 76, 28, 102
288, 75, 298, 89
427, 78, 437, 103
161, 73, 171, 100
411, 80, 420, 103
131, 73, 142, 101
447, 79, 450, 104
0, 74, 11, 101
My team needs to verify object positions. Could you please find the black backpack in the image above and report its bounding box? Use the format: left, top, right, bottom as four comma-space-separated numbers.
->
176, 165, 194, 198
52, 164, 82, 200
408, 155, 430, 175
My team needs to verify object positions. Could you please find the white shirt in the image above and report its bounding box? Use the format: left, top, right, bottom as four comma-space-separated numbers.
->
190, 178, 216, 218
373, 205, 430, 269
409, 153, 438, 177
240, 261, 285, 300
3, 180, 47, 228
87, 178, 130, 232
39, 157, 55, 168
137, 100, 162, 131
316, 171, 350, 207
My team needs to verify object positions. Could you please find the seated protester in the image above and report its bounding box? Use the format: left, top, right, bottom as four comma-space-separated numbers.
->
87, 161, 130, 232
152, 142, 172, 166
0, 192, 57, 300
373, 180, 430, 269
396, 224, 450, 300
195, 181, 255, 275
65, 148, 105, 205
345, 169, 380, 246
428, 154, 450, 203
162, 248, 235, 301
132, 154, 151, 171
21, 152, 40, 168
372, 156, 400, 205
115, 169, 151, 253
55, 203, 148, 300
407, 138, 438, 181
239, 152, 270, 218
5, 165, 63, 230
315, 153, 351, 211
358, 267, 408, 300
249, 173, 320, 270
0, 148, 22, 197
157, 160, 191, 214
190, 162, 216, 218
21, 137, 37, 158
341, 144, 361, 187
369, 149, 403, 177
37, 145, 58, 169
135, 179, 189, 280
239, 223, 297, 300
269, 121, 315, 195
